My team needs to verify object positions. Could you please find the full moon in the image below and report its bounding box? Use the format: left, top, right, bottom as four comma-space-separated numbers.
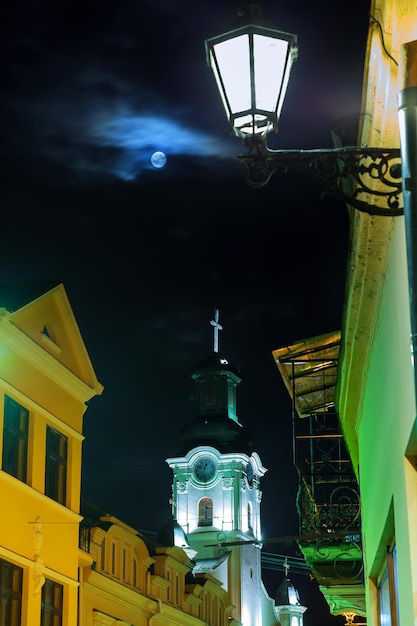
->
150, 151, 167, 169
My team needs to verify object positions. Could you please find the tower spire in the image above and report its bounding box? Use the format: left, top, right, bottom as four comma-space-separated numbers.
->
210, 309, 223, 353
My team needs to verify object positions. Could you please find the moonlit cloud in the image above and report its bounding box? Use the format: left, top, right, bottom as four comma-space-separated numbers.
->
86, 110, 236, 180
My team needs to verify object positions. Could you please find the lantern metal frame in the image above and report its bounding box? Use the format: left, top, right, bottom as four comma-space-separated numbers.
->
205, 5, 403, 217
239, 137, 403, 215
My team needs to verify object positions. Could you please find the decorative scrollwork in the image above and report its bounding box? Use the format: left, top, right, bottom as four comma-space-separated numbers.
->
308, 536, 364, 581
297, 480, 363, 582
238, 137, 403, 216
298, 480, 361, 536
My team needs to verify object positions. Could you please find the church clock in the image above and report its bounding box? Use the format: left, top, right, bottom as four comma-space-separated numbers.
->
194, 457, 216, 482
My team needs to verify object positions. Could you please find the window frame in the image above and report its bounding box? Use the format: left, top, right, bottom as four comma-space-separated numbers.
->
377, 547, 399, 626
0, 558, 23, 626
41, 578, 63, 626
198, 497, 214, 527
2, 395, 29, 482
45, 425, 68, 505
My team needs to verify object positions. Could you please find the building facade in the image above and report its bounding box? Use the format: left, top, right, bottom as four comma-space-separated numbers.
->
336, 1, 417, 625
0, 282, 103, 626
274, 1, 417, 625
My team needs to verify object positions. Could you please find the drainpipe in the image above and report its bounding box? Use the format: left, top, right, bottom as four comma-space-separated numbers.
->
398, 39, 417, 406
146, 571, 163, 626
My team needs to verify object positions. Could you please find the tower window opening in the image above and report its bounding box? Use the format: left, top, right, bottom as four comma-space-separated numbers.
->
198, 497, 213, 527
248, 502, 253, 531
206, 384, 215, 405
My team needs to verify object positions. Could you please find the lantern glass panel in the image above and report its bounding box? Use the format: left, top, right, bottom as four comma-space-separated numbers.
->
212, 35, 251, 115
253, 34, 289, 113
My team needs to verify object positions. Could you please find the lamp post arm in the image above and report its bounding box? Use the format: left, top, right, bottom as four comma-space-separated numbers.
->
239, 142, 403, 216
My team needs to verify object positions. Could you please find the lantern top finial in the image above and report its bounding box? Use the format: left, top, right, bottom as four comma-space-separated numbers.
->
236, 4, 261, 18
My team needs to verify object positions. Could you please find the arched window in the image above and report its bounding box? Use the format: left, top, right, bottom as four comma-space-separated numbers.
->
198, 497, 213, 526
248, 502, 253, 531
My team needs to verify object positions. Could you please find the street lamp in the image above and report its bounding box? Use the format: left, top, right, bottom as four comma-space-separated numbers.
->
205, 4, 403, 216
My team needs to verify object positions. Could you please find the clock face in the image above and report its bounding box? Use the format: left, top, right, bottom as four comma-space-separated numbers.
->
194, 457, 216, 482
246, 462, 254, 486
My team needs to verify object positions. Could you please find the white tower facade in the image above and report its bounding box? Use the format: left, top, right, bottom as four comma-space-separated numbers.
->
167, 445, 267, 626
166, 313, 282, 626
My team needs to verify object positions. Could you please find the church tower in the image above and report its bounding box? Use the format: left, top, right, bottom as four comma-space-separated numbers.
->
166, 311, 273, 626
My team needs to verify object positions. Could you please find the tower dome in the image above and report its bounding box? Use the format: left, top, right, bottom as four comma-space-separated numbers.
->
275, 576, 302, 606
274, 561, 307, 626
178, 311, 254, 454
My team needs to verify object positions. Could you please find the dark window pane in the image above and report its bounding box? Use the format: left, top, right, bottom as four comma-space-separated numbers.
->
0, 558, 23, 626
45, 426, 67, 505
198, 497, 213, 526
2, 396, 28, 482
41, 579, 63, 626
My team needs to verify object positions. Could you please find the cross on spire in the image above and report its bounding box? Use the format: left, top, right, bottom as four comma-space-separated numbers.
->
210, 309, 223, 353
284, 557, 290, 577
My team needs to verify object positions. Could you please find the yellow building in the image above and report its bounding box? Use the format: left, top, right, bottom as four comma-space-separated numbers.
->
0, 281, 103, 626
0, 282, 240, 626
78, 501, 238, 626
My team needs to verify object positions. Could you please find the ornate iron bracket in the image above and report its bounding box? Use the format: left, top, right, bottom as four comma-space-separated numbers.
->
238, 138, 403, 216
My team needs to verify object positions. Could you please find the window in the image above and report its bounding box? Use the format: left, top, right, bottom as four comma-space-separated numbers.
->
133, 557, 137, 587
122, 547, 127, 581
198, 498, 213, 527
0, 559, 23, 626
206, 384, 215, 405
228, 386, 234, 408
378, 547, 399, 626
379, 566, 391, 626
2, 396, 28, 482
111, 541, 117, 577
166, 568, 171, 602
41, 579, 63, 626
175, 573, 179, 605
248, 502, 253, 531
45, 426, 67, 505
79, 524, 90, 553
100, 539, 105, 571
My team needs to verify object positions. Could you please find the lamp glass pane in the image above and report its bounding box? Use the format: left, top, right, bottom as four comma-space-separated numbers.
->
209, 49, 231, 121
253, 34, 289, 112
212, 34, 251, 114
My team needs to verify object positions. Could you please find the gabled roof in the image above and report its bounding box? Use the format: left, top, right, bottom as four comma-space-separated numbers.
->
0, 280, 103, 398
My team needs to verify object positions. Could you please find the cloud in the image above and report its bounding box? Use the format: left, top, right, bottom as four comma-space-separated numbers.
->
1, 52, 236, 185
86, 109, 236, 179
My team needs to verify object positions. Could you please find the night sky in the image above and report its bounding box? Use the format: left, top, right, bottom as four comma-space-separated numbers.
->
0, 0, 370, 623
